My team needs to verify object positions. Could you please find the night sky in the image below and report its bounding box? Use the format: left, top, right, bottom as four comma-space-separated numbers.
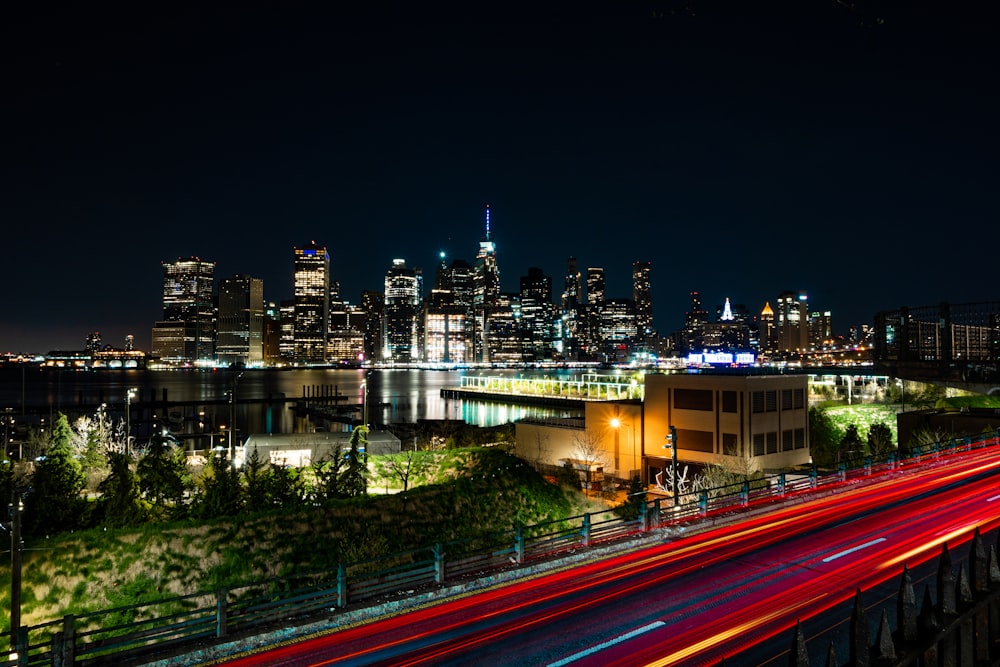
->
3, 3, 997, 354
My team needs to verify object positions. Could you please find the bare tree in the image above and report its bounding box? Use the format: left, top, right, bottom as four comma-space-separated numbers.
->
377, 449, 432, 492
528, 430, 551, 470
571, 428, 609, 496
692, 447, 763, 499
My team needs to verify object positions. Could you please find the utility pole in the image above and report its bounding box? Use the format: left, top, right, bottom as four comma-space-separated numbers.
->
8, 496, 24, 654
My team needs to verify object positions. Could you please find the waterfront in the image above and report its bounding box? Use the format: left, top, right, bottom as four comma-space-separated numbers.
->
0, 366, 635, 444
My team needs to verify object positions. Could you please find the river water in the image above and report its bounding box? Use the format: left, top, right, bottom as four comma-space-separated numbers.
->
0, 366, 609, 442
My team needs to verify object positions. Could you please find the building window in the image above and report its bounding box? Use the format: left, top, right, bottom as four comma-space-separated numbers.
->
753, 433, 765, 456
722, 432, 739, 456
765, 391, 777, 412
766, 432, 778, 454
674, 388, 713, 411
794, 388, 805, 409
795, 428, 806, 449
782, 389, 792, 410
752, 392, 764, 413
782, 430, 794, 451
722, 391, 738, 413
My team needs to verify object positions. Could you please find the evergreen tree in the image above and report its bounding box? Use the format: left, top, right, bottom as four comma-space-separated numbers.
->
310, 449, 346, 501
23, 413, 86, 536
838, 424, 865, 464
866, 422, 895, 459
190, 451, 243, 519
341, 426, 369, 497
137, 434, 189, 518
96, 451, 148, 528
266, 462, 306, 508
808, 407, 841, 468
241, 447, 270, 508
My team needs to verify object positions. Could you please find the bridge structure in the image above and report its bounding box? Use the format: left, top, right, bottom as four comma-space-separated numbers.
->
874, 300, 1000, 395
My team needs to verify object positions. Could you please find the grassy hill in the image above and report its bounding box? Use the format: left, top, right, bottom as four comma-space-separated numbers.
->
2, 448, 593, 630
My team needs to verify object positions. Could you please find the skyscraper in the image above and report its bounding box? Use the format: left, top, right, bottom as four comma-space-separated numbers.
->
152, 257, 216, 363
217, 274, 264, 367
586, 267, 605, 306
776, 290, 810, 352
383, 259, 422, 363
293, 241, 330, 364
632, 261, 653, 341
473, 205, 500, 362
520, 267, 555, 361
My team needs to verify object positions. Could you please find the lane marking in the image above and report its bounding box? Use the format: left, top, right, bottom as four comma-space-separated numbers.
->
988, 494, 1000, 502
822, 537, 887, 563
546, 621, 666, 666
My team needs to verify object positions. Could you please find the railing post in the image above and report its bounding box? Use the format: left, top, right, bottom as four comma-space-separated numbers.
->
216, 588, 228, 638
15, 626, 27, 667
837, 461, 846, 482
698, 490, 708, 517
53, 631, 65, 667
740, 480, 749, 507
864, 456, 872, 476
651, 498, 662, 528
581, 513, 591, 547
809, 465, 817, 488
639, 500, 649, 533
433, 543, 445, 584
514, 526, 525, 564
62, 614, 75, 666
337, 562, 347, 608
777, 472, 786, 497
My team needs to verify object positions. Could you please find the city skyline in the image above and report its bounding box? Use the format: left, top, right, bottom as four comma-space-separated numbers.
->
4, 4, 997, 353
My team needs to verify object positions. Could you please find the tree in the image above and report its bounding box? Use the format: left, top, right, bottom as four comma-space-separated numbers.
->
95, 451, 148, 528
571, 428, 608, 496
615, 475, 645, 520
808, 407, 841, 468
266, 462, 306, 508
137, 434, 189, 517
694, 448, 764, 499
866, 422, 894, 459
377, 449, 432, 492
838, 424, 865, 464
190, 451, 243, 519
23, 413, 86, 536
241, 447, 270, 508
341, 426, 370, 497
310, 448, 347, 502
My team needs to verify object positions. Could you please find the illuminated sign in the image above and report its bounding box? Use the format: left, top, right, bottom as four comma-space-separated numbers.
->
687, 351, 757, 366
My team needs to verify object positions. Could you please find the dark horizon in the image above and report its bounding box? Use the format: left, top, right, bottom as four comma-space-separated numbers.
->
4, 3, 998, 354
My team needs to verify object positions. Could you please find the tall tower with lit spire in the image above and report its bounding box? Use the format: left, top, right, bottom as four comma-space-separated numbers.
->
473, 205, 500, 362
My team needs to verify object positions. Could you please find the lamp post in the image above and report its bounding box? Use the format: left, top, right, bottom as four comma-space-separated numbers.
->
228, 371, 244, 463
610, 417, 636, 481
125, 388, 137, 456
8, 496, 24, 655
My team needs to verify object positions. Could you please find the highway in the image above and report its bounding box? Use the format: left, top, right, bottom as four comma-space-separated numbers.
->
213, 448, 1000, 667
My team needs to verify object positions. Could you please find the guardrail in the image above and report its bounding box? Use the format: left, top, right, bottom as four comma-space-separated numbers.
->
7, 429, 1000, 666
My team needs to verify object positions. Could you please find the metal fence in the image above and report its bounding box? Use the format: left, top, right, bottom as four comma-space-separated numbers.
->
6, 428, 1000, 667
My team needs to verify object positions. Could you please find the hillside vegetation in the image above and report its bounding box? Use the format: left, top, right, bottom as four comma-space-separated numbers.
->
1, 448, 584, 630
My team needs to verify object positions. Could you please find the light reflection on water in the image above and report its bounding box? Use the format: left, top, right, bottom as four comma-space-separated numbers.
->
0, 367, 605, 433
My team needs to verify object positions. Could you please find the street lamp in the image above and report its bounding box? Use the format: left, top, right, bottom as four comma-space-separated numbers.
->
610, 417, 637, 482
228, 371, 244, 463
663, 425, 678, 506
125, 388, 137, 456
7, 496, 24, 655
